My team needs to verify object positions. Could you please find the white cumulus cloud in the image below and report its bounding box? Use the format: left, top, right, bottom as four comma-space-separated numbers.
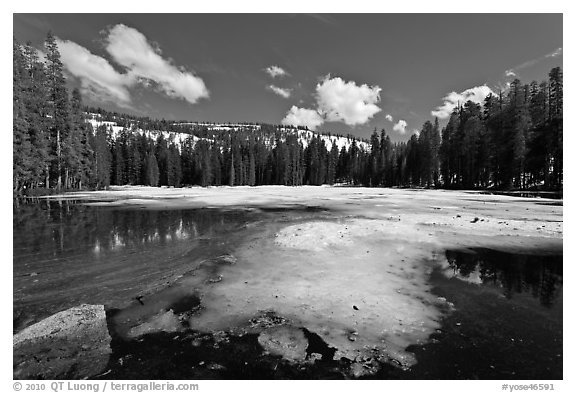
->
57, 39, 134, 105
280, 75, 382, 130
393, 120, 407, 134
105, 24, 209, 104
267, 85, 291, 98
315, 76, 382, 126
431, 85, 494, 119
385, 114, 394, 122
281, 106, 324, 130
265, 65, 288, 78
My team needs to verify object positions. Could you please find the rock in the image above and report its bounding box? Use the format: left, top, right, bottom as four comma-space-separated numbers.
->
213, 331, 229, 344
350, 362, 368, 377
207, 274, 223, 284
353, 305, 359, 310
257, 326, 308, 362
13, 304, 111, 380
215, 254, 237, 264
307, 353, 322, 363
249, 311, 288, 329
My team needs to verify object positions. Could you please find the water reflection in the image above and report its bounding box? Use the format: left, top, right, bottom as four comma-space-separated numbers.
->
13, 199, 248, 258
475, 191, 563, 200
441, 249, 562, 307
13, 198, 259, 331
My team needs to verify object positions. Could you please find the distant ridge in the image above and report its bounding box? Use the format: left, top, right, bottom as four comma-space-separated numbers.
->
85, 108, 371, 152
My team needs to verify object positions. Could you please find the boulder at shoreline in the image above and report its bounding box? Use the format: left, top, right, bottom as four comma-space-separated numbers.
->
13, 304, 112, 379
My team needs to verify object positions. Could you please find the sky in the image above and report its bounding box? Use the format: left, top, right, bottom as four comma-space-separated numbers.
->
13, 13, 563, 142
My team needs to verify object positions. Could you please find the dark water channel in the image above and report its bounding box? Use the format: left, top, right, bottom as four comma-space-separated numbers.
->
13, 199, 562, 379
391, 249, 563, 379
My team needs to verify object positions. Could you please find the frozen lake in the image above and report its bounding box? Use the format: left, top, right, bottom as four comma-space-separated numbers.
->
13, 186, 563, 379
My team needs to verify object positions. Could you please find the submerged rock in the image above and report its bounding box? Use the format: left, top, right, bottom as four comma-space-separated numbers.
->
206, 274, 223, 284
128, 310, 183, 338
248, 311, 289, 329
349, 356, 380, 377
215, 254, 237, 264
13, 304, 111, 379
257, 326, 308, 362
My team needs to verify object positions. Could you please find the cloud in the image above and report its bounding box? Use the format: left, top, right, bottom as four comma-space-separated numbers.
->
392, 120, 407, 134
385, 114, 394, 122
105, 24, 209, 104
280, 75, 382, 129
265, 65, 288, 78
281, 106, 324, 130
546, 47, 562, 58
315, 76, 382, 126
431, 85, 494, 119
267, 85, 291, 98
504, 47, 563, 79
56, 39, 134, 105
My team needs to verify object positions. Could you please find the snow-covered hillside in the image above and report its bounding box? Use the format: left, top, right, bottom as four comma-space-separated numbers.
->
296, 130, 369, 151
85, 113, 368, 152
175, 122, 262, 132
86, 113, 125, 137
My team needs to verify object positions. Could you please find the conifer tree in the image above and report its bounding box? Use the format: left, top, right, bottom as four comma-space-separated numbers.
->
145, 152, 160, 187
13, 38, 33, 192
44, 31, 70, 190
91, 125, 111, 189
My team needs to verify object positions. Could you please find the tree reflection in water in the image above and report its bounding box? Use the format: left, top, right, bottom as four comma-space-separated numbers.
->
13, 198, 259, 332
444, 249, 562, 307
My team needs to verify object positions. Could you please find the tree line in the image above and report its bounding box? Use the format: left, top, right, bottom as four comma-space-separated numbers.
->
438, 71, 562, 191
13, 33, 562, 194
13, 34, 93, 193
